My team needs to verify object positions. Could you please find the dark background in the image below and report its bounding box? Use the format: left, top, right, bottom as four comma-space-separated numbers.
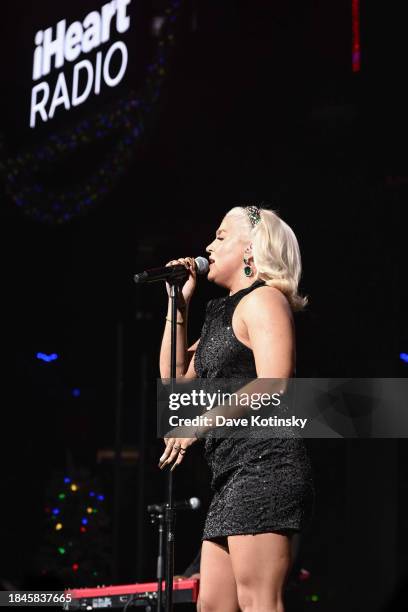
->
0, 1, 407, 610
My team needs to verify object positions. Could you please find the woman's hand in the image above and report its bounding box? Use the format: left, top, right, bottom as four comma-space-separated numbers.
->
165, 257, 197, 310
159, 435, 197, 471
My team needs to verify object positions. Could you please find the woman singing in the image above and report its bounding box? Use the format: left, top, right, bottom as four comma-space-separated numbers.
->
159, 205, 315, 612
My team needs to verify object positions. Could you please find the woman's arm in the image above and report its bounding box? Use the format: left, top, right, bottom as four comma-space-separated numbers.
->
159, 257, 199, 379
159, 300, 199, 378
242, 286, 295, 378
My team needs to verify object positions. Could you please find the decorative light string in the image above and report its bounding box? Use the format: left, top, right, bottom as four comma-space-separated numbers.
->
41, 474, 109, 584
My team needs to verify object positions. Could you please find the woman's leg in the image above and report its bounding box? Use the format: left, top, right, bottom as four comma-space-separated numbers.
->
197, 538, 239, 612
228, 531, 294, 612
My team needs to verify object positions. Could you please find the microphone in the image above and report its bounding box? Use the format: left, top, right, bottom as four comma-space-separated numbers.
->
147, 496, 201, 514
134, 256, 209, 284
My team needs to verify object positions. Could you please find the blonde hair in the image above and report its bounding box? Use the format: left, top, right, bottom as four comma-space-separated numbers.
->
226, 206, 309, 312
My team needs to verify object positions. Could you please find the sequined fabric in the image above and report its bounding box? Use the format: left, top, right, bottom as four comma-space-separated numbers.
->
194, 279, 315, 540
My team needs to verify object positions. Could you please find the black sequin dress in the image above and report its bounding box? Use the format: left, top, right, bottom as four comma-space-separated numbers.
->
194, 279, 315, 540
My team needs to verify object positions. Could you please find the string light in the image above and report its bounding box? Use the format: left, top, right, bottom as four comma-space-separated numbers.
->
44, 475, 108, 580
305, 594, 320, 602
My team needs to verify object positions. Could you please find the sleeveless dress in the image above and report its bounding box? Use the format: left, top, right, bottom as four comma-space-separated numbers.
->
194, 279, 315, 540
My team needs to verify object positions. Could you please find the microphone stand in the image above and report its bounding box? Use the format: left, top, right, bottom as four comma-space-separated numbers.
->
151, 506, 165, 612
135, 268, 193, 610
161, 281, 179, 612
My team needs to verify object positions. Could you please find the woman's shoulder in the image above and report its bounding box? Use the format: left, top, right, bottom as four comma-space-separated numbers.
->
239, 284, 292, 316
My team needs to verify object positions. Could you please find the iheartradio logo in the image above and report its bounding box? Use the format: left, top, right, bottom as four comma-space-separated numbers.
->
30, 0, 131, 128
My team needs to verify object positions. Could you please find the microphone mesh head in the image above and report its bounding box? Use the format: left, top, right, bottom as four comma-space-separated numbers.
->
189, 497, 201, 510
195, 257, 209, 275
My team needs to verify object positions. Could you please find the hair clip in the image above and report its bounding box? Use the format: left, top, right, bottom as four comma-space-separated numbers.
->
244, 205, 261, 227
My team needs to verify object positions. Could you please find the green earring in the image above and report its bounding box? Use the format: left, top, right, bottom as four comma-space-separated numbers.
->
243, 256, 253, 277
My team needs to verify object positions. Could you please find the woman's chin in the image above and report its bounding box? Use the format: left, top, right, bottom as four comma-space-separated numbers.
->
208, 267, 220, 283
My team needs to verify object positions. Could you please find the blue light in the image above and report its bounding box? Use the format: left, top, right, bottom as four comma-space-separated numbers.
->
64, 477, 71, 484
36, 352, 58, 363
89, 492, 95, 497
81, 518, 88, 525
400, 353, 408, 363
52, 508, 60, 515
71, 388, 81, 398
97, 495, 104, 501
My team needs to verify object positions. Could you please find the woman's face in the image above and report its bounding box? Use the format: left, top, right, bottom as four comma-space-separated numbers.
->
205, 214, 250, 287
